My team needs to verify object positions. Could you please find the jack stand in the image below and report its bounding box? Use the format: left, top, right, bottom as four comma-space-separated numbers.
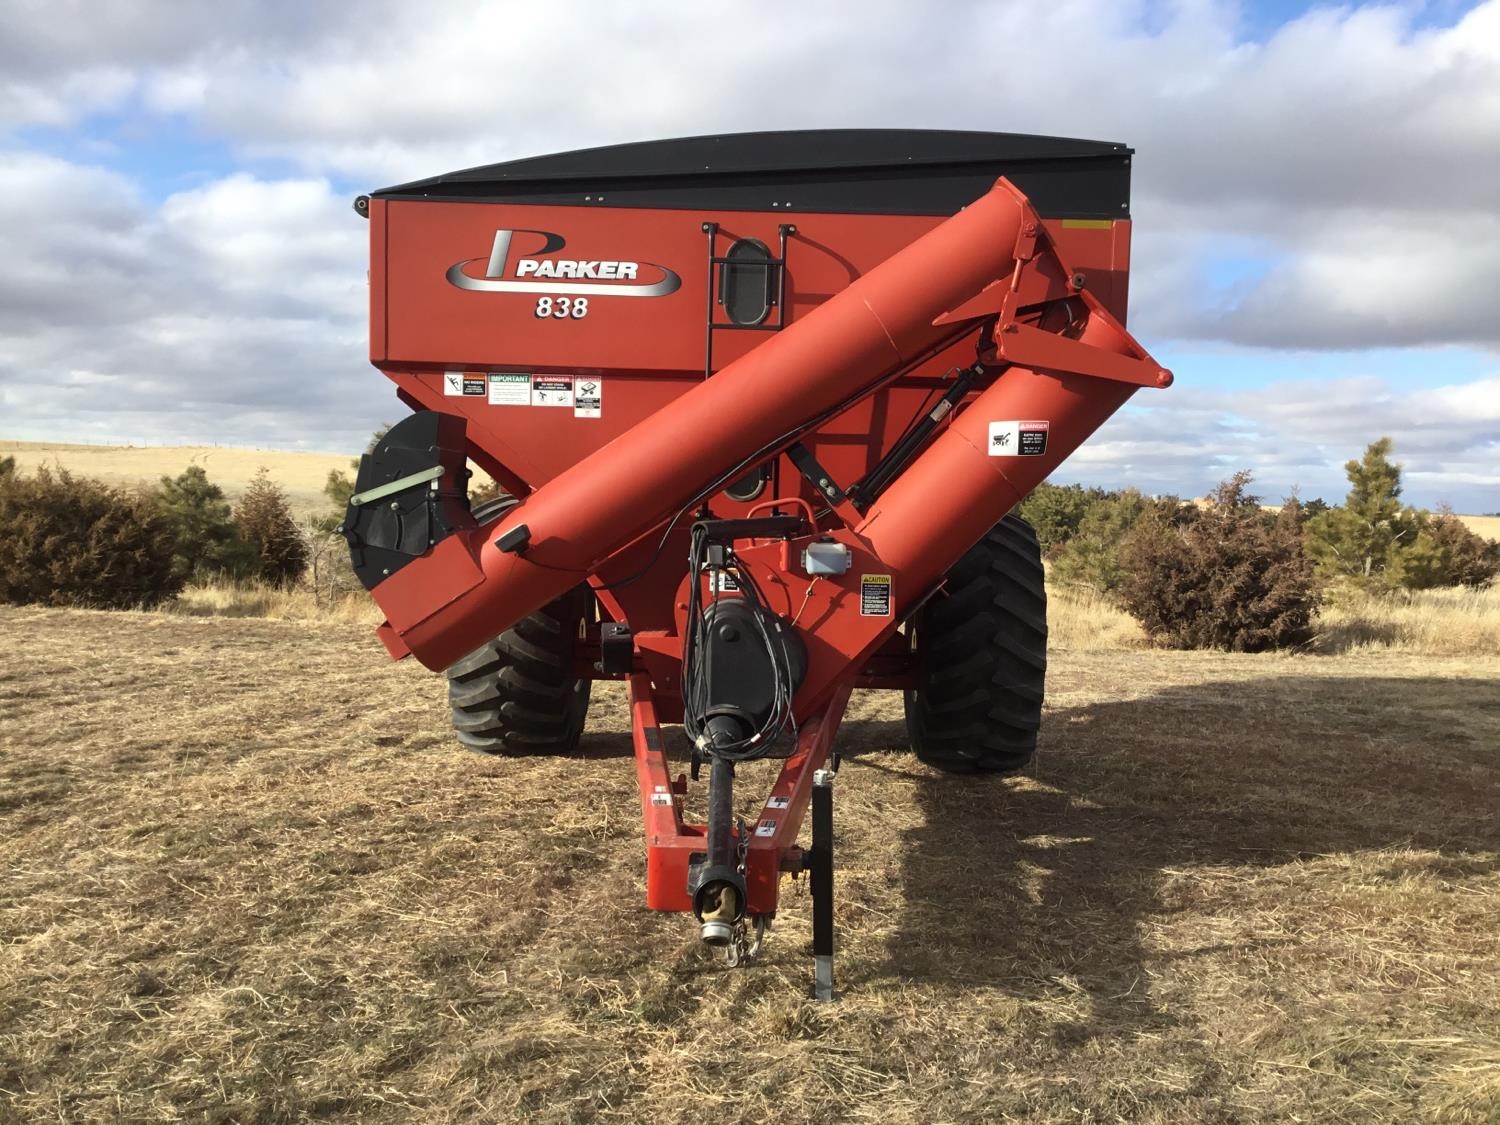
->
810, 767, 836, 1001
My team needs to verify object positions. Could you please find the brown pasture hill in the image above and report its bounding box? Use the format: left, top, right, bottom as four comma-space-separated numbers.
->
1459, 513, 1500, 541
1, 605, 1496, 1122
0, 440, 351, 518
0, 440, 503, 521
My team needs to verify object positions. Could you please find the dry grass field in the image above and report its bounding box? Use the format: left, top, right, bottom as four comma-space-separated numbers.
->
2, 605, 1497, 1122
0, 440, 351, 519
0, 440, 507, 522
1045, 584, 1500, 657
162, 578, 1500, 658
1460, 514, 1500, 541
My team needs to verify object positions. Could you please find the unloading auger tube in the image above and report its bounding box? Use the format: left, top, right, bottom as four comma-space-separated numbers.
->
343, 130, 1169, 998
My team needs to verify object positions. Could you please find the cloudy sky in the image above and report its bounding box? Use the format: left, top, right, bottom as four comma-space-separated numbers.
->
1, 0, 1497, 510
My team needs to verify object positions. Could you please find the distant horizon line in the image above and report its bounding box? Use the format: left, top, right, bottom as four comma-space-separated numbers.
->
3, 436, 1495, 518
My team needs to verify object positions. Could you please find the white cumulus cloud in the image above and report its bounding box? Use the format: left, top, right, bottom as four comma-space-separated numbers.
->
0, 0, 1496, 508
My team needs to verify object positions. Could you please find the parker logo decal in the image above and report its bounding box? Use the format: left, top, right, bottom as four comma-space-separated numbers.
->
446, 228, 681, 298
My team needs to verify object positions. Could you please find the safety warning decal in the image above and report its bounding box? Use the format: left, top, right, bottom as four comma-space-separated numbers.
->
988, 420, 1049, 457
531, 375, 574, 407
487, 372, 530, 405
574, 378, 602, 418
444, 370, 487, 397
766, 796, 790, 810
650, 792, 672, 807
754, 822, 777, 837
860, 574, 892, 617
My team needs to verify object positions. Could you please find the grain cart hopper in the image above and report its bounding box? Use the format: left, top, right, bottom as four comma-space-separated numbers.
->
345, 130, 1168, 997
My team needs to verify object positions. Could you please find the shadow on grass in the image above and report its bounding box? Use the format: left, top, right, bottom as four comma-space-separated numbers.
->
839, 674, 1500, 1036
573, 731, 635, 760
1310, 619, 1406, 652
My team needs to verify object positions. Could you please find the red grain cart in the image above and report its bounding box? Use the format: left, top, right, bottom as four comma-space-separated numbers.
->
344, 130, 1168, 996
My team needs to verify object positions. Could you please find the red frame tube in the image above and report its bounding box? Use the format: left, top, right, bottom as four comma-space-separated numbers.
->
631, 671, 852, 915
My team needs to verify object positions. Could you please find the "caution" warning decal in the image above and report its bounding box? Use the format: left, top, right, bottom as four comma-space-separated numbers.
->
860, 574, 892, 617
443, 370, 486, 396
574, 378, 602, 418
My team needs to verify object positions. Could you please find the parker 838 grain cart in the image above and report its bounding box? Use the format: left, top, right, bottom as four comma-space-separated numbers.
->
344, 130, 1168, 997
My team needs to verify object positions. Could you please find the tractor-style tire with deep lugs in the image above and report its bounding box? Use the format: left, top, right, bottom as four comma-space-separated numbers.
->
444, 498, 593, 755
904, 513, 1047, 774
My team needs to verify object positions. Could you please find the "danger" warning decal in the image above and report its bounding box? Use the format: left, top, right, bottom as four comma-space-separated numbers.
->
531, 375, 574, 407
988, 420, 1049, 457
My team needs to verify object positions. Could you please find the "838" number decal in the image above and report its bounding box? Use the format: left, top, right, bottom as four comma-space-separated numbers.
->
535, 296, 589, 319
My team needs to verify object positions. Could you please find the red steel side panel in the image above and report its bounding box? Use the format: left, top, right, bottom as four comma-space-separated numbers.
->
369, 199, 389, 364
380, 202, 939, 375
368, 199, 1130, 496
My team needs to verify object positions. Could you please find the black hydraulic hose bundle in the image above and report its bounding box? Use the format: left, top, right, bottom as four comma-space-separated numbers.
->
681, 522, 797, 762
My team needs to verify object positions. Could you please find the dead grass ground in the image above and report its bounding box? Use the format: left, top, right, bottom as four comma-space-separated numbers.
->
1315, 586, 1500, 655
165, 579, 382, 624
1045, 588, 1148, 651
2, 607, 1496, 1122
163, 578, 1500, 658
1045, 584, 1500, 657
